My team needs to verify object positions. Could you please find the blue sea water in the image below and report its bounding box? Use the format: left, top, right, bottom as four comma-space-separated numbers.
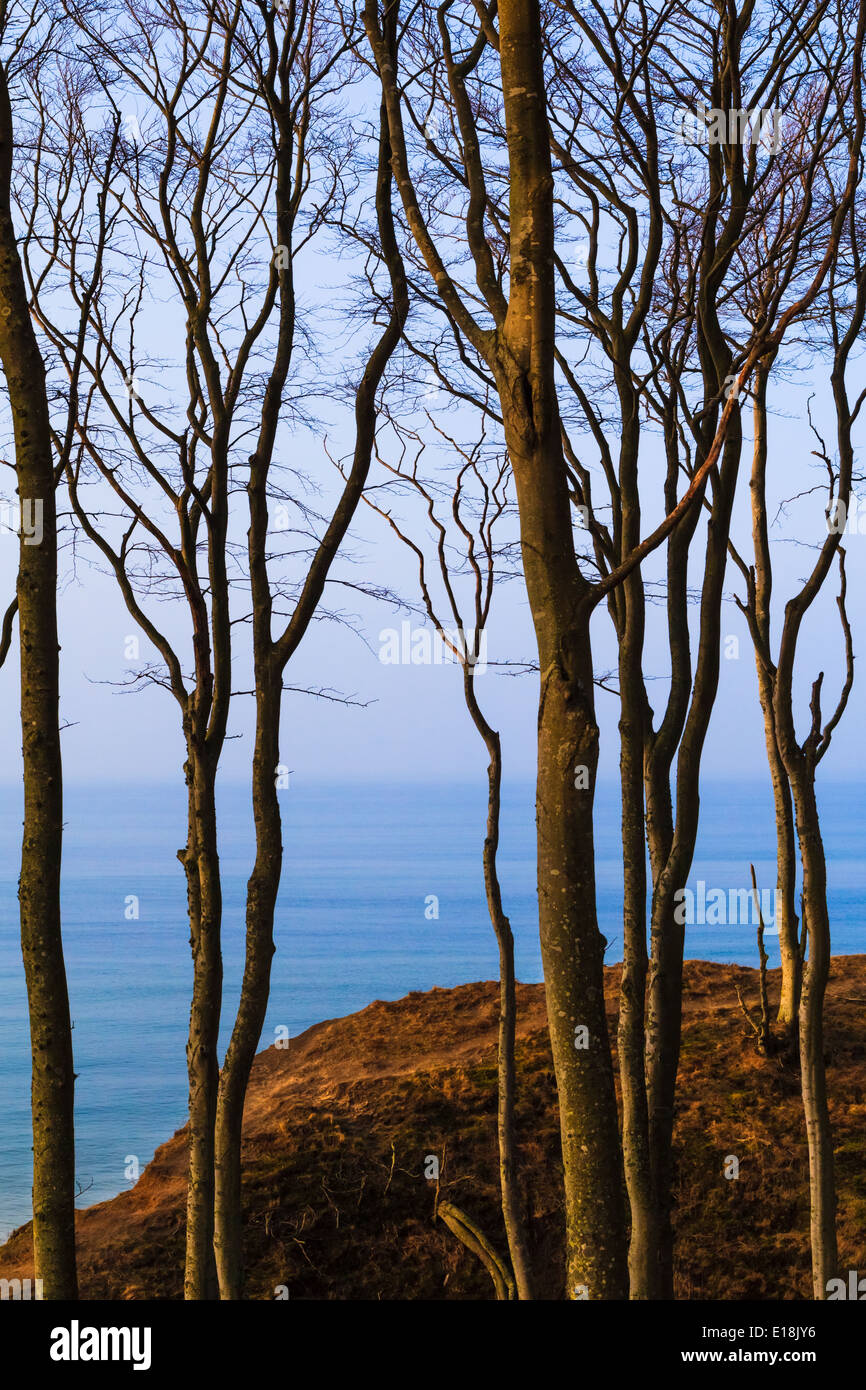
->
0, 776, 863, 1239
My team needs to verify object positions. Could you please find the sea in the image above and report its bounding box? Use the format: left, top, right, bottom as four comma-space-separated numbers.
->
0, 777, 863, 1239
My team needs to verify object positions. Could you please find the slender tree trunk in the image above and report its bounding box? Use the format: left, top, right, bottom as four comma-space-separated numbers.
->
791, 777, 837, 1296
490, 869, 533, 1300
436, 1201, 515, 1299
182, 749, 223, 1300
619, 648, 656, 1297
645, 883, 685, 1300
646, 423, 742, 1298
748, 361, 800, 1037
366, 0, 628, 1294
613, 369, 657, 1299
495, 0, 628, 1297
0, 65, 77, 1300
213, 671, 280, 1299
463, 674, 534, 1299
501, 406, 628, 1298
755, 674, 800, 1034
637, 424, 697, 1301
525, 585, 626, 1299
619, 701, 656, 1299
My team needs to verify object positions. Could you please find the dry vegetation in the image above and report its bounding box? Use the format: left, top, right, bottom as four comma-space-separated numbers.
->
2, 957, 863, 1300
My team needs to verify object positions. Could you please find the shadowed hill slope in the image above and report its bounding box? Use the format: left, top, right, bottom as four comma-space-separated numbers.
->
1, 957, 865, 1299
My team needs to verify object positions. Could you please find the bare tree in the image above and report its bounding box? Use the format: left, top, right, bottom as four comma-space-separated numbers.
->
0, 4, 77, 1299
735, 142, 866, 1293
360, 0, 764, 1296
715, 43, 866, 1052
213, 0, 408, 1297
22, 0, 285, 1296
24, 0, 405, 1301
535, 0, 862, 1296
362, 419, 535, 1297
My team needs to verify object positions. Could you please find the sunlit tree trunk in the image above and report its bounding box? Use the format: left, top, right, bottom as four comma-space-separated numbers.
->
181, 746, 223, 1300
746, 360, 801, 1039
0, 62, 77, 1300
463, 673, 535, 1299
791, 778, 837, 1296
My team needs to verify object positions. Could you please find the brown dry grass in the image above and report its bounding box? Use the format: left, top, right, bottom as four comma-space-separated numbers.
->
1, 956, 864, 1299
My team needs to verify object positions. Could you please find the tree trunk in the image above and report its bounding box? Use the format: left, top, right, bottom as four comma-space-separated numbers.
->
756, 671, 801, 1036
436, 1201, 515, 1300
527, 589, 627, 1299
501, 402, 627, 1299
366, 0, 629, 1294
490, 879, 533, 1300
618, 639, 656, 1298
213, 670, 280, 1300
792, 775, 837, 1297
495, 0, 628, 1297
463, 671, 534, 1299
748, 360, 800, 1037
612, 364, 656, 1299
0, 64, 77, 1300
646, 422, 742, 1298
181, 749, 223, 1300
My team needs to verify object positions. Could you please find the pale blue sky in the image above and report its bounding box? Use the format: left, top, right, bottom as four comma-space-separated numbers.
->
0, 354, 861, 792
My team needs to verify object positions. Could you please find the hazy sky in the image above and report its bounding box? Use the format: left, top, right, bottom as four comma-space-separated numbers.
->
0, 26, 860, 806
1, 350, 862, 795
0, 152, 862, 798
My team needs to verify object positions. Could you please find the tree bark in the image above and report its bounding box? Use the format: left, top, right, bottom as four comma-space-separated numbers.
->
213, 665, 280, 1299
608, 344, 658, 1299
463, 673, 535, 1299
746, 358, 801, 1037
0, 62, 77, 1300
181, 748, 223, 1300
789, 771, 837, 1296
500, 378, 627, 1297
490, 0, 631, 1296
617, 601, 656, 1295
645, 419, 742, 1299
365, 0, 629, 1294
436, 1200, 515, 1300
